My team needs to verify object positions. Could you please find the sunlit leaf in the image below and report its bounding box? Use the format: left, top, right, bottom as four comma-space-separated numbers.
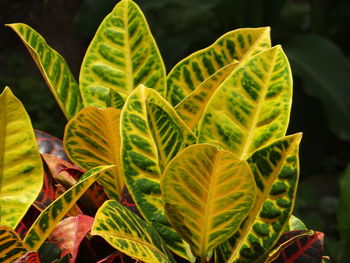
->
80, 0, 166, 108
0, 226, 28, 263
7, 24, 83, 120
92, 200, 176, 263
121, 85, 195, 260
0, 87, 43, 229
23, 165, 113, 251
167, 27, 271, 106
64, 107, 123, 199
161, 144, 256, 261
198, 46, 292, 160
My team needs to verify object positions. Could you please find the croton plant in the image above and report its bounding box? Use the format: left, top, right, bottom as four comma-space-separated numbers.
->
0, 0, 328, 262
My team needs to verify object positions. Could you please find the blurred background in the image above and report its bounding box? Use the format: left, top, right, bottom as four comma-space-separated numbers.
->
1, 0, 350, 260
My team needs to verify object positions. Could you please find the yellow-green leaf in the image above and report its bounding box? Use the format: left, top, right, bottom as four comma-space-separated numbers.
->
175, 63, 237, 130
92, 200, 176, 263
80, 0, 166, 109
161, 144, 256, 261
23, 165, 113, 251
167, 27, 271, 106
121, 85, 195, 260
0, 226, 28, 263
64, 107, 123, 199
0, 87, 43, 229
198, 46, 292, 160
7, 24, 83, 120
225, 133, 302, 262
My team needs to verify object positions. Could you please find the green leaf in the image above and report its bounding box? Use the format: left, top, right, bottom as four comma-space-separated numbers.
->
161, 144, 256, 261
0, 87, 43, 229
80, 0, 166, 109
225, 133, 302, 262
285, 215, 307, 231
23, 165, 113, 251
337, 164, 350, 248
0, 226, 28, 263
92, 200, 176, 263
7, 24, 83, 120
198, 46, 292, 159
166, 27, 271, 106
285, 34, 350, 140
175, 63, 237, 130
121, 85, 195, 260
64, 107, 123, 199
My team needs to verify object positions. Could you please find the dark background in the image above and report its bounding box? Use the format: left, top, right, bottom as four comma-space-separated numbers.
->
1, 0, 350, 261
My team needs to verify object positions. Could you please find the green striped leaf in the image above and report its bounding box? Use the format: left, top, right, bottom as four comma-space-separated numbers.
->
121, 85, 195, 260
161, 144, 256, 261
225, 133, 302, 262
198, 46, 292, 160
7, 24, 83, 120
23, 165, 113, 251
80, 0, 166, 109
92, 200, 176, 263
0, 226, 28, 263
0, 87, 43, 229
167, 27, 271, 106
64, 107, 123, 199
175, 63, 237, 130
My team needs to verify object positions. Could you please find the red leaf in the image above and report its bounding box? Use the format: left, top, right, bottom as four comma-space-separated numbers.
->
119, 186, 141, 217
14, 252, 41, 263
48, 215, 94, 263
271, 230, 324, 263
35, 129, 69, 162
16, 206, 41, 239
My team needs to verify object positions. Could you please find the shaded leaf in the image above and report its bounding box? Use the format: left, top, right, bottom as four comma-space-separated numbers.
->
119, 186, 141, 217
198, 46, 292, 160
14, 252, 41, 263
6, 24, 83, 120
37, 242, 63, 263
0, 87, 43, 228
16, 206, 41, 239
161, 144, 256, 260
337, 164, 350, 248
0, 226, 28, 263
92, 200, 176, 263
80, 0, 166, 108
35, 130, 70, 162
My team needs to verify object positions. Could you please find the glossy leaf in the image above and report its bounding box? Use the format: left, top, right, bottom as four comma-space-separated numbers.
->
35, 130, 70, 162
175, 63, 237, 130
0, 87, 43, 228
0, 226, 28, 263
285, 215, 306, 232
224, 134, 302, 262
92, 200, 176, 263
7, 24, 83, 120
48, 215, 94, 263
198, 46, 292, 160
161, 144, 256, 260
166, 27, 271, 106
121, 85, 195, 260
80, 0, 166, 108
14, 252, 41, 263
23, 165, 113, 251
64, 107, 123, 199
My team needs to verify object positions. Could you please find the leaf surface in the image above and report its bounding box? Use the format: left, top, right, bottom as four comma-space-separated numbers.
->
7, 24, 83, 119
0, 87, 43, 228
14, 252, 41, 263
64, 107, 123, 199
80, 0, 166, 108
23, 165, 113, 251
35, 130, 70, 162
92, 200, 176, 263
198, 46, 292, 159
161, 144, 256, 260
0, 226, 28, 263
121, 85, 195, 260
166, 27, 271, 106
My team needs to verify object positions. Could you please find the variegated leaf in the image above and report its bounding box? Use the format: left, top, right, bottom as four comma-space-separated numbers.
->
23, 165, 113, 251
161, 144, 256, 261
64, 107, 123, 199
175, 63, 237, 130
198, 46, 292, 160
121, 85, 195, 260
92, 200, 176, 263
167, 27, 271, 106
224, 134, 302, 262
7, 24, 83, 119
0, 226, 28, 263
80, 0, 166, 108
285, 215, 306, 232
0, 87, 43, 229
